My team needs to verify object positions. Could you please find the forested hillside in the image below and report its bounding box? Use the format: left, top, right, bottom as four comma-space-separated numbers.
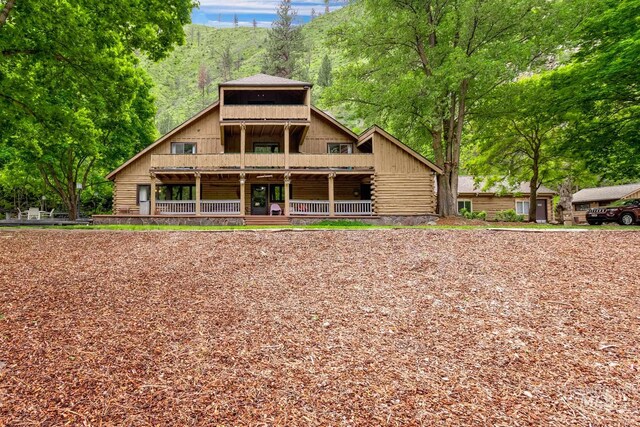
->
143, 7, 352, 135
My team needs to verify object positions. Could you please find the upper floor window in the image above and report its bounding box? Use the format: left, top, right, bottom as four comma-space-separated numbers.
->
254, 143, 280, 153
171, 142, 196, 154
328, 143, 353, 154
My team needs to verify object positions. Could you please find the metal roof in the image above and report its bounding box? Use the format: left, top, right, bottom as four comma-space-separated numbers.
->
219, 73, 312, 87
572, 183, 640, 203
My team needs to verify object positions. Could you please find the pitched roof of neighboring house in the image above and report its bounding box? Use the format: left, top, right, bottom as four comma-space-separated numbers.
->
572, 182, 640, 203
457, 175, 556, 195
219, 73, 312, 87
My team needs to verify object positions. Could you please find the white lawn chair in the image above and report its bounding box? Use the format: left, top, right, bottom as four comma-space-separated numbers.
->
41, 209, 55, 219
27, 207, 41, 220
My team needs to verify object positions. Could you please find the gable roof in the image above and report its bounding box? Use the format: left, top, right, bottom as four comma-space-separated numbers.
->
106, 102, 220, 180
572, 182, 640, 203
458, 175, 556, 195
358, 125, 443, 174
219, 73, 312, 87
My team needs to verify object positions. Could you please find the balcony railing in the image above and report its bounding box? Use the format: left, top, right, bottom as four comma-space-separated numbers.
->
155, 200, 241, 215
220, 105, 309, 120
151, 153, 375, 170
289, 200, 373, 216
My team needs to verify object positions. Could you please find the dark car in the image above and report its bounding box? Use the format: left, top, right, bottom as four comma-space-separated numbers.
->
586, 199, 640, 226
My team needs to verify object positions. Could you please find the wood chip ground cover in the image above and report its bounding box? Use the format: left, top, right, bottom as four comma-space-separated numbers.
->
0, 229, 638, 426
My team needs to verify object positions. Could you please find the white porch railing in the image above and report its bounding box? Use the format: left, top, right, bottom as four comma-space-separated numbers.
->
335, 200, 373, 216
156, 201, 196, 214
289, 200, 330, 215
289, 200, 373, 216
201, 200, 241, 215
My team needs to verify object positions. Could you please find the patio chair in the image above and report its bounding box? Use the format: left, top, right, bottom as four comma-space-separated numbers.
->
27, 207, 41, 220
270, 203, 282, 216
41, 209, 55, 219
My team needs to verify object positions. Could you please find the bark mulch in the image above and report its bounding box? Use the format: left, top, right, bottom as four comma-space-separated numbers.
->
0, 229, 638, 426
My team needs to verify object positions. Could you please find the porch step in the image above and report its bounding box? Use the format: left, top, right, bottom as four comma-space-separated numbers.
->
244, 215, 291, 226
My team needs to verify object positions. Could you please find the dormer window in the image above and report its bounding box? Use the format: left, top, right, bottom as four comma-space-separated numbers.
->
172, 142, 196, 154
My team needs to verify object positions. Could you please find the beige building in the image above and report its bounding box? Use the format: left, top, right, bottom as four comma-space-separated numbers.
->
99, 74, 442, 225
572, 183, 640, 223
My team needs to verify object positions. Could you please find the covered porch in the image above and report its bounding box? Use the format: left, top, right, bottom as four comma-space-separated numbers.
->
144, 171, 374, 217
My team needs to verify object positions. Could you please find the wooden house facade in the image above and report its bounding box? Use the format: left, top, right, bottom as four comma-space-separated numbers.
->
98, 74, 442, 225
456, 176, 555, 222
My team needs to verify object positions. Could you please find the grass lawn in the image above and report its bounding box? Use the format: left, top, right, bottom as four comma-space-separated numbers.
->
0, 229, 638, 424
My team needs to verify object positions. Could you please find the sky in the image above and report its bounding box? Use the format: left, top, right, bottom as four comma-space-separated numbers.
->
191, 1, 346, 28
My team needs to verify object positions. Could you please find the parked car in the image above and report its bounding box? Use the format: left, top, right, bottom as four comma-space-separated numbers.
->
586, 199, 640, 225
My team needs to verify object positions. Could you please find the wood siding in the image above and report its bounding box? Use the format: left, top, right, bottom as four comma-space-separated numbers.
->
461, 194, 554, 221
373, 173, 436, 215
221, 105, 308, 121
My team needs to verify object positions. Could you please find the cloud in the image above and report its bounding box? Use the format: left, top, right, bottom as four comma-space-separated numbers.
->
196, 1, 344, 17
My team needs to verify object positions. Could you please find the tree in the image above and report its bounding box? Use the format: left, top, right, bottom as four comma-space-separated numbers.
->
311, 8, 317, 20
197, 65, 212, 105
263, 0, 305, 78
317, 55, 333, 87
551, 0, 640, 182
324, 0, 330, 14
253, 18, 258, 29
0, 0, 193, 218
233, 14, 239, 28
466, 77, 567, 222
327, 0, 588, 216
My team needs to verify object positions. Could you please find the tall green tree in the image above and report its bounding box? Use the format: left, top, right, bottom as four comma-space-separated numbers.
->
552, 0, 640, 182
327, 0, 588, 216
317, 54, 333, 87
263, 0, 305, 78
466, 76, 570, 221
0, 0, 194, 218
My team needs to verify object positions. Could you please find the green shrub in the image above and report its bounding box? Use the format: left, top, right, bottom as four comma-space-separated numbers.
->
459, 208, 487, 220
495, 209, 525, 222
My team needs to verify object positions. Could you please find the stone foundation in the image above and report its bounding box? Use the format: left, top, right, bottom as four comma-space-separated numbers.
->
92, 215, 244, 226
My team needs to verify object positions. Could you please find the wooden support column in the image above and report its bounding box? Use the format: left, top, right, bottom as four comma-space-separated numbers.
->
284, 172, 291, 216
328, 172, 336, 217
195, 173, 201, 216
284, 122, 290, 169
240, 122, 246, 169
149, 173, 156, 216
239, 173, 246, 217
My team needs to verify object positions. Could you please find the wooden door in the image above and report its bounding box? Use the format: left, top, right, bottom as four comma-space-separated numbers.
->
536, 199, 547, 222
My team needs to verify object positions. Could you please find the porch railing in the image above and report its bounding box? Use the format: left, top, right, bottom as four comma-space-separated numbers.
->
289, 200, 330, 215
156, 201, 196, 214
335, 201, 373, 216
201, 200, 241, 215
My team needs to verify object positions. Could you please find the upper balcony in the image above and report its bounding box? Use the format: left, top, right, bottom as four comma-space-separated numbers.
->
150, 153, 375, 171
219, 75, 311, 122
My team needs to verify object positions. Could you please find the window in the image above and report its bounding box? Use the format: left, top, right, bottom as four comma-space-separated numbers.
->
136, 185, 151, 205
328, 143, 353, 154
254, 143, 280, 153
269, 184, 292, 202
575, 203, 591, 211
458, 200, 472, 213
156, 185, 196, 201
171, 142, 196, 154
515, 200, 530, 215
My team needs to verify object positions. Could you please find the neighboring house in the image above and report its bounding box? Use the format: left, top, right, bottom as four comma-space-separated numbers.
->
457, 176, 555, 222
98, 74, 442, 225
572, 182, 640, 223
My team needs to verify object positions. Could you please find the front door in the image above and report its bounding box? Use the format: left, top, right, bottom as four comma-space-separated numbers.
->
251, 185, 268, 215
536, 199, 547, 222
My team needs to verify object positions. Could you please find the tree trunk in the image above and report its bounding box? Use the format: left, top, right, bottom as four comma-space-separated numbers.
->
528, 161, 539, 223
0, 0, 16, 28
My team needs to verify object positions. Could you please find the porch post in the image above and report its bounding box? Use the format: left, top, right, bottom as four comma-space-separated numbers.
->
284, 172, 291, 216
195, 172, 201, 216
284, 122, 290, 169
149, 173, 156, 216
240, 122, 246, 169
328, 172, 335, 217
239, 173, 246, 216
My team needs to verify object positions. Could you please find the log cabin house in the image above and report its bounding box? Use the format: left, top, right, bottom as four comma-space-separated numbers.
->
571, 182, 640, 223
97, 74, 442, 225
456, 176, 555, 222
